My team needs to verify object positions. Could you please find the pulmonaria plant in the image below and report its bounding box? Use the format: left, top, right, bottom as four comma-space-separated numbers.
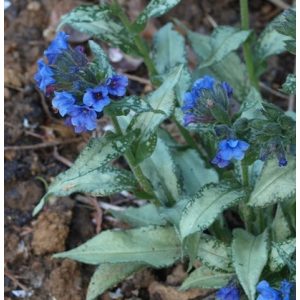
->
32, 1, 295, 300
35, 32, 128, 132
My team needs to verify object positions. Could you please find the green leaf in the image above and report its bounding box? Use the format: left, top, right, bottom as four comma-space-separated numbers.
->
180, 266, 234, 290
248, 157, 295, 207
173, 148, 218, 196
86, 263, 144, 300
269, 238, 295, 272
140, 137, 180, 205
153, 23, 190, 102
254, 13, 293, 65
248, 160, 264, 187
232, 229, 269, 300
271, 205, 291, 242
282, 74, 296, 95
274, 8, 296, 54
153, 23, 186, 75
239, 87, 265, 120
180, 182, 246, 239
131, 65, 183, 163
188, 30, 250, 102
110, 204, 166, 227
158, 199, 187, 228
54, 226, 181, 268
135, 132, 158, 165
88, 40, 114, 78
198, 26, 251, 69
197, 234, 233, 272
33, 133, 137, 216
105, 96, 155, 116
280, 196, 296, 232
184, 233, 200, 271
134, 0, 181, 32
58, 5, 137, 54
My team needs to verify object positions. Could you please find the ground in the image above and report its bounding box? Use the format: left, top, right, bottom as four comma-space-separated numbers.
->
4, 0, 294, 299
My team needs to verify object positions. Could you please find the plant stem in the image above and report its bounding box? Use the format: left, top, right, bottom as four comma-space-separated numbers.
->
241, 161, 249, 187
110, 115, 156, 199
173, 118, 208, 159
240, 0, 259, 89
112, 1, 158, 81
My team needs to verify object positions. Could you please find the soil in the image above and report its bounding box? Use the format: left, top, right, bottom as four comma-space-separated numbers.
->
4, 0, 294, 299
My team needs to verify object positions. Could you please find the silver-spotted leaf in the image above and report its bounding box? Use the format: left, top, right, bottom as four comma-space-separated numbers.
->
269, 238, 295, 272
248, 157, 295, 207
110, 204, 166, 227
197, 234, 233, 272
180, 265, 234, 290
54, 226, 181, 268
58, 5, 137, 54
180, 182, 247, 239
87, 263, 144, 300
188, 30, 249, 102
134, 0, 181, 31
33, 133, 137, 215
232, 229, 269, 300
199, 26, 251, 69
88, 40, 113, 78
140, 137, 180, 206
131, 65, 183, 163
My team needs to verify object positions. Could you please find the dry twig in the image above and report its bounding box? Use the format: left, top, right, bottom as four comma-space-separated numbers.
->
53, 147, 73, 167
4, 138, 82, 151
4, 269, 29, 291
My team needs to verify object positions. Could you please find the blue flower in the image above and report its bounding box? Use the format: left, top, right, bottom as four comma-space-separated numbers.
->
181, 76, 232, 126
52, 91, 76, 116
211, 152, 231, 168
44, 32, 69, 64
106, 74, 128, 97
34, 59, 55, 92
83, 85, 110, 112
192, 75, 215, 93
183, 113, 197, 126
277, 152, 288, 167
218, 139, 250, 161
182, 91, 197, 112
280, 280, 293, 300
256, 280, 281, 300
68, 105, 97, 133
221, 81, 233, 98
216, 285, 240, 300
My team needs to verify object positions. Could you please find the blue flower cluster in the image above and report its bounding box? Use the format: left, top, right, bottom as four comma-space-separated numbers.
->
34, 32, 128, 133
212, 139, 250, 168
216, 285, 240, 300
256, 280, 293, 300
182, 75, 233, 126
259, 142, 288, 167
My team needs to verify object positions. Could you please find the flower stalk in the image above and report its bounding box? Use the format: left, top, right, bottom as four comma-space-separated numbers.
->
240, 0, 259, 89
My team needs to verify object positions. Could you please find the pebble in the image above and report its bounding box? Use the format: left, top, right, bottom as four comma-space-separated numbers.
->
27, 1, 41, 11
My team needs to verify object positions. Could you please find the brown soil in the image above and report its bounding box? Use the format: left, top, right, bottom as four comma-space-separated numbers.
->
4, 0, 294, 299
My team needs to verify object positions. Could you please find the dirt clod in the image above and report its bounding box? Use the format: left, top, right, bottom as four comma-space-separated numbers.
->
148, 281, 211, 300
46, 259, 83, 300
32, 210, 72, 255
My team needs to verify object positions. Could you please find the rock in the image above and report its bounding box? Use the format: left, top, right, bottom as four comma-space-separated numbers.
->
32, 210, 72, 255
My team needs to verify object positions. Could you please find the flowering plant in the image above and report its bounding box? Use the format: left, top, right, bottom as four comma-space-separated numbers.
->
33, 1, 295, 299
